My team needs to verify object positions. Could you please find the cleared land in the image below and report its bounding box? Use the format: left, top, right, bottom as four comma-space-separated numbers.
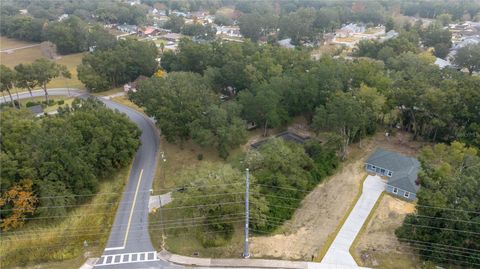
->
148, 120, 425, 262
352, 194, 419, 268
249, 132, 424, 261
0, 36, 84, 90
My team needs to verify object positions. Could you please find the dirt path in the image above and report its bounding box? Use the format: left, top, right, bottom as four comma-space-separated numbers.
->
0, 44, 40, 53
250, 132, 424, 260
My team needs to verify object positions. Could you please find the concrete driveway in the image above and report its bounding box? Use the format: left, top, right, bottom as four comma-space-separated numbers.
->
322, 175, 385, 266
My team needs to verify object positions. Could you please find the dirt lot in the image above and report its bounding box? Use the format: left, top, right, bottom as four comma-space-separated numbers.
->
0, 36, 84, 89
353, 194, 420, 268
249, 131, 424, 260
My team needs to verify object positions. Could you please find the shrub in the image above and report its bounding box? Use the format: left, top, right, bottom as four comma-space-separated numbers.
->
26, 101, 40, 107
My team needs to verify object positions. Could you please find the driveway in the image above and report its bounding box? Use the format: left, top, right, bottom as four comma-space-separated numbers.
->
322, 175, 385, 266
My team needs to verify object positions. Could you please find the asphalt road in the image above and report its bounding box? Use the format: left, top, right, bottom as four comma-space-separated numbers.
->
2, 89, 170, 268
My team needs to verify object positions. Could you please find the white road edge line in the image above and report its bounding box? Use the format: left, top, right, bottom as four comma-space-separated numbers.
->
124, 169, 144, 247
103, 169, 143, 252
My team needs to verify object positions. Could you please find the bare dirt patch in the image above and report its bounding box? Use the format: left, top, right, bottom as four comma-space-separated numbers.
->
249, 131, 425, 260
353, 194, 419, 268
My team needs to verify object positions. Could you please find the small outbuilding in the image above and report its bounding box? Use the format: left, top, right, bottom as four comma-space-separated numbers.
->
250, 131, 310, 149
27, 105, 44, 117
365, 148, 420, 201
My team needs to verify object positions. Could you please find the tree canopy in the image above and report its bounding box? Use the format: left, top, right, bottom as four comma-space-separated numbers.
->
396, 142, 480, 267
0, 99, 141, 230
78, 39, 158, 91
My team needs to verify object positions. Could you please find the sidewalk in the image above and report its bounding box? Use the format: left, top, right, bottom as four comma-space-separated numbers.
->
321, 175, 385, 266
158, 250, 370, 269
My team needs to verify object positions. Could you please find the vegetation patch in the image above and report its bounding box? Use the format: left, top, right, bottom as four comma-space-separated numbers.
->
0, 165, 131, 268
0, 99, 141, 266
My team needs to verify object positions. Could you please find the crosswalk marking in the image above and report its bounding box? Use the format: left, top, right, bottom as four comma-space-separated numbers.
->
95, 251, 159, 266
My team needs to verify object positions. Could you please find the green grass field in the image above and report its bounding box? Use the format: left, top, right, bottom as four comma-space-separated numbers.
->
0, 165, 131, 268
0, 36, 84, 90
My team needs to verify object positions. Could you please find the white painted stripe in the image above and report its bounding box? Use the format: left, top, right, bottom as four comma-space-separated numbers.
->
96, 251, 159, 266
102, 169, 144, 253
124, 169, 144, 247
104, 246, 125, 251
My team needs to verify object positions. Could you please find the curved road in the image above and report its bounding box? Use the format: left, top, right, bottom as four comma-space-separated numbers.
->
2, 89, 170, 268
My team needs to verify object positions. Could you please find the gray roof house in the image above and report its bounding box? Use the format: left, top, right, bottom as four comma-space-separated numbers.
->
27, 105, 44, 117
365, 148, 420, 201
251, 131, 310, 149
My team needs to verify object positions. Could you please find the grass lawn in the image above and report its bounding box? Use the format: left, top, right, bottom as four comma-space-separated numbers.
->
2, 96, 76, 113
0, 165, 132, 268
0, 36, 84, 90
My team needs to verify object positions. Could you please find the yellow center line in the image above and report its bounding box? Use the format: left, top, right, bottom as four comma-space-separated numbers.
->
124, 169, 144, 247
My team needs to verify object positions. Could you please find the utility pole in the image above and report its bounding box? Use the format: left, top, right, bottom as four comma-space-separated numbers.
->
243, 168, 250, 258
160, 151, 166, 249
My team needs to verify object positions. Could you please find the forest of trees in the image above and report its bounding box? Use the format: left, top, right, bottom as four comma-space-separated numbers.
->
77, 39, 158, 91
396, 142, 480, 267
0, 99, 141, 230
150, 38, 480, 154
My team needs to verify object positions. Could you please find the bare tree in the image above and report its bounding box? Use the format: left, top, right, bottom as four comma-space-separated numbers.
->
40, 41, 58, 60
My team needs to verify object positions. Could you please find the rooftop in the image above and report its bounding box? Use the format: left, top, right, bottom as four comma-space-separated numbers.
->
366, 148, 420, 193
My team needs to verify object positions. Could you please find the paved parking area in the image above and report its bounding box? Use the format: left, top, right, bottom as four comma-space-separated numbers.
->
322, 175, 385, 266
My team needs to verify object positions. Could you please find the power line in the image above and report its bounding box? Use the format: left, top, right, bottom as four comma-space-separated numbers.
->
3, 218, 247, 242
4, 200, 244, 221
0, 191, 245, 212
2, 213, 247, 237
403, 223, 480, 236
414, 204, 480, 215
31, 182, 245, 201
415, 214, 480, 224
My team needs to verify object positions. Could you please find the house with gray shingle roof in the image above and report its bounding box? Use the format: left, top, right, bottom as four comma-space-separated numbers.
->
365, 148, 420, 201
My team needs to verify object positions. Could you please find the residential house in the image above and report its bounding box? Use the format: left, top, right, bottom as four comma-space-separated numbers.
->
434, 57, 453, 69
365, 148, 420, 201
124, 75, 148, 93
159, 33, 184, 42
335, 23, 366, 38
117, 24, 138, 34
379, 30, 399, 42
58, 14, 69, 22
139, 27, 160, 37
278, 38, 295, 49
216, 26, 242, 38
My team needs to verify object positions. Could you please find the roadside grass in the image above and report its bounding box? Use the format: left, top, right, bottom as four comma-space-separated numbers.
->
17, 256, 87, 269
149, 211, 245, 258
368, 252, 419, 269
0, 165, 131, 268
111, 95, 145, 113
152, 138, 223, 193
43, 98, 75, 113
0, 36, 84, 90
2, 96, 76, 113
315, 173, 368, 262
